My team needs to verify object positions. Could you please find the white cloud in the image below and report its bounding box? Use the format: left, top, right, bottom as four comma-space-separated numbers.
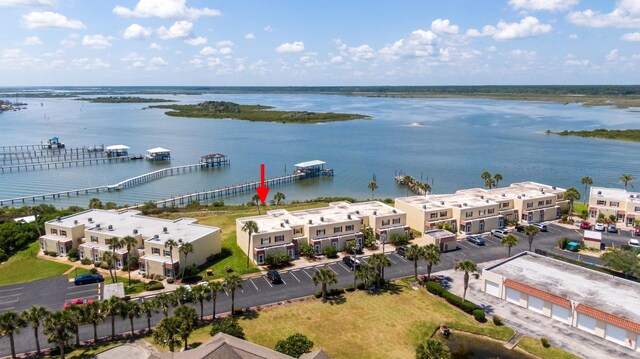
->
113, 0, 220, 19
71, 57, 110, 70
379, 29, 438, 60
245, 33, 255, 40
487, 45, 497, 52
149, 42, 163, 50
568, 34, 579, 39
200, 46, 217, 55
145, 57, 168, 71
157, 20, 193, 40
567, 0, 640, 28
60, 34, 78, 48
606, 49, 619, 62
82, 35, 114, 49
132, 61, 145, 68
185, 36, 207, 46
508, 49, 537, 61
431, 18, 459, 34
0, 0, 55, 7
564, 53, 590, 67
22, 36, 42, 45
22, 11, 85, 29
219, 47, 233, 55
121, 52, 145, 62
330, 55, 344, 64
621, 32, 640, 41
216, 40, 234, 47
508, 0, 578, 12
122, 23, 152, 40
466, 16, 552, 40
263, 25, 274, 32
348, 44, 375, 61
2, 48, 23, 59
275, 41, 304, 53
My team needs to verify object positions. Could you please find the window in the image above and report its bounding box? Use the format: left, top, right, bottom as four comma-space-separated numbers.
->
316, 229, 325, 236
597, 200, 606, 206
334, 226, 342, 233
381, 219, 390, 226
501, 202, 510, 208
261, 238, 270, 245
50, 228, 58, 235
60, 230, 67, 237
465, 211, 473, 218
152, 247, 160, 255
164, 249, 171, 257
430, 213, 438, 219
610, 201, 619, 207
91, 236, 98, 243
392, 218, 401, 224
139, 262, 146, 272
526, 202, 533, 208
439, 211, 447, 217
635, 206, 640, 212
345, 225, 354, 231
478, 209, 486, 216
274, 235, 284, 242
545, 199, 552, 205
488, 208, 495, 214
538, 201, 544, 206
293, 228, 302, 234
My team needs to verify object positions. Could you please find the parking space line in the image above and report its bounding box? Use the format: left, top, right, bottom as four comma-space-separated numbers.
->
394, 253, 409, 262
0, 294, 20, 300
301, 269, 313, 279
0, 307, 15, 312
338, 262, 352, 272
0, 287, 23, 293
249, 278, 259, 291
326, 265, 339, 275
239, 287, 244, 293
280, 276, 287, 285
262, 276, 273, 288
386, 256, 397, 264
289, 271, 301, 282
66, 289, 99, 296
0, 298, 19, 305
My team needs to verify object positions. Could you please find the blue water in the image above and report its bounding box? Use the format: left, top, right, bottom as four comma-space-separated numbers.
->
1, 92, 639, 208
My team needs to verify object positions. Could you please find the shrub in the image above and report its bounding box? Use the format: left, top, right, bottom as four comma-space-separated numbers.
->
473, 309, 486, 322
313, 287, 345, 299
224, 265, 233, 273
166, 278, 174, 284
493, 315, 503, 326
93, 261, 103, 268
80, 258, 92, 265
323, 245, 338, 258
182, 265, 199, 278
425, 281, 445, 296
426, 281, 477, 314
389, 233, 410, 246
99, 262, 110, 270
275, 333, 314, 358
0, 249, 7, 263
67, 248, 79, 261
540, 337, 550, 348
356, 282, 365, 290
89, 267, 98, 274
144, 281, 165, 291
206, 253, 217, 263
210, 317, 245, 339
558, 238, 568, 250
299, 243, 316, 259
233, 308, 244, 316
265, 252, 292, 268
345, 286, 356, 292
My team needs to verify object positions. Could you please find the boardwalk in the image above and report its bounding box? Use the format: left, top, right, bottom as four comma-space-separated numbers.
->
1, 146, 106, 165
115, 161, 228, 189
0, 156, 134, 173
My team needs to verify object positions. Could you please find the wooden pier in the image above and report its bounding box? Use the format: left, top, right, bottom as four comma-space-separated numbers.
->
1, 147, 107, 165
0, 156, 135, 173
114, 160, 229, 189
0, 185, 115, 206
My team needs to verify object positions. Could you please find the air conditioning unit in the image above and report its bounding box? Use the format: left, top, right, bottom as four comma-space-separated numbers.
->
154, 234, 159, 239
422, 205, 427, 209
163, 227, 168, 233
347, 214, 352, 219
108, 225, 113, 231
178, 238, 183, 243
88, 217, 93, 223
392, 209, 397, 213
308, 219, 312, 224
96, 224, 101, 229
133, 229, 138, 235
280, 222, 285, 228
74, 220, 78, 225
320, 217, 324, 222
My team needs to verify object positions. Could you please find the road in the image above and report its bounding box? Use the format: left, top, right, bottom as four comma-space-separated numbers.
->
0, 222, 636, 357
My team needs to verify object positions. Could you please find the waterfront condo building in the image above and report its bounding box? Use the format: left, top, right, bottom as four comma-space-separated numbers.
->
40, 209, 221, 277
236, 201, 409, 265
588, 187, 640, 226
395, 182, 566, 235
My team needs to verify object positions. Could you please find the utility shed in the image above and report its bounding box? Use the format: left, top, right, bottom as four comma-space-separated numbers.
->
583, 230, 602, 250
423, 229, 456, 252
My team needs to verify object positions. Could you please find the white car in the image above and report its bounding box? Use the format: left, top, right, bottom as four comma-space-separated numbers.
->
594, 223, 605, 231
491, 229, 509, 238
629, 239, 640, 248
532, 223, 548, 232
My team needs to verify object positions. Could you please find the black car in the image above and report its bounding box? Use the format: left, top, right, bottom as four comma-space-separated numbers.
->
74, 273, 104, 286
267, 270, 283, 284
396, 245, 409, 257
342, 256, 361, 270
515, 224, 526, 232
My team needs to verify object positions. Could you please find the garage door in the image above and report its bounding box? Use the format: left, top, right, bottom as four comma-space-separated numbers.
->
605, 324, 627, 346
506, 287, 521, 305
485, 280, 500, 297
527, 295, 545, 314
577, 313, 597, 334
551, 304, 570, 324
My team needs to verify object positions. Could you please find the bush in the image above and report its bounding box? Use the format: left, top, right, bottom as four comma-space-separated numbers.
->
540, 337, 550, 348
99, 261, 110, 270
473, 309, 486, 322
558, 238, 568, 250
275, 333, 314, 358
425, 281, 445, 296
265, 252, 292, 268
345, 286, 356, 292
356, 282, 366, 290
144, 281, 165, 291
80, 258, 92, 265
426, 281, 477, 314
224, 265, 233, 273
313, 287, 345, 299
210, 317, 245, 339
299, 243, 316, 259
166, 278, 174, 284
67, 248, 79, 261
389, 233, 410, 246
323, 245, 338, 258
493, 315, 503, 326
89, 267, 98, 274
182, 265, 199, 278
233, 308, 244, 316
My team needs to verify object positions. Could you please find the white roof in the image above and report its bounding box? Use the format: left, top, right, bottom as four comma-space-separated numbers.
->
105, 145, 130, 150
147, 147, 171, 153
583, 230, 601, 240
294, 160, 325, 168
590, 186, 640, 203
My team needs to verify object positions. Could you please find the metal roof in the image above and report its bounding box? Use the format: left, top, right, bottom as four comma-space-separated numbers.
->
105, 145, 130, 150
147, 147, 171, 153
294, 160, 325, 168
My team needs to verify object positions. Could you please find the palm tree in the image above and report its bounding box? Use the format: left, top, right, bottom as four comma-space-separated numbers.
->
563, 187, 581, 217
368, 253, 391, 288
82, 301, 104, 343
367, 181, 378, 199
88, 198, 103, 209
102, 252, 115, 283
481, 171, 492, 188
108, 237, 123, 282
43, 310, 74, 359
581, 176, 593, 204
120, 300, 143, 336
273, 192, 285, 208
523, 225, 540, 252
501, 233, 519, 257
0, 311, 26, 359
179, 242, 194, 279
153, 316, 181, 352
21, 305, 49, 355
242, 220, 259, 269
252, 194, 262, 214
454, 259, 478, 302
121, 236, 137, 286
192, 284, 210, 322
493, 173, 503, 188
154, 293, 177, 318
141, 300, 159, 332
164, 239, 178, 278
64, 305, 83, 347
356, 263, 376, 289
416, 338, 451, 359
421, 182, 432, 194
208, 281, 223, 319
423, 244, 441, 282
174, 305, 199, 351
102, 296, 123, 339
224, 274, 243, 315
620, 174, 635, 190
405, 244, 425, 279
312, 268, 337, 302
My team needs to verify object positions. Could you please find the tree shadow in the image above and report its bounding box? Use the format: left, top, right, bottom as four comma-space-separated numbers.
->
241, 308, 260, 320
327, 295, 347, 305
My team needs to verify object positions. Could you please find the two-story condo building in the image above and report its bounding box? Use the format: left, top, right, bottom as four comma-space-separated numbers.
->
40, 210, 221, 277
395, 182, 566, 235
236, 201, 408, 265
588, 187, 640, 226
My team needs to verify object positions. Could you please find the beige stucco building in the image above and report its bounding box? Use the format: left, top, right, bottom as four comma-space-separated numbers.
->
236, 201, 409, 265
40, 209, 221, 277
588, 187, 640, 227
395, 182, 567, 235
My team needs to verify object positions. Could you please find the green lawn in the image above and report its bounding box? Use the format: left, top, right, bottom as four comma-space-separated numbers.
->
517, 336, 582, 359
572, 202, 587, 216
0, 242, 72, 286
67, 267, 91, 279
104, 275, 145, 295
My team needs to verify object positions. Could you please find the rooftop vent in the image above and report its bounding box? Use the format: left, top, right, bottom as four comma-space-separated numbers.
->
522, 194, 526, 197
597, 191, 602, 195
422, 205, 427, 209
440, 201, 445, 205
392, 209, 397, 214
74, 220, 78, 225
320, 216, 324, 222
630, 195, 635, 199
96, 223, 101, 229
133, 229, 138, 235
463, 203, 467, 207
517, 196, 521, 199
280, 222, 285, 228
88, 217, 93, 223
373, 211, 377, 215
480, 195, 484, 199
178, 238, 183, 243
552, 186, 557, 190
163, 227, 168, 233
347, 214, 352, 220
154, 234, 159, 240
308, 219, 313, 224
355, 210, 360, 214
57, 216, 62, 222
486, 199, 489, 203
108, 225, 113, 231
501, 193, 505, 197
284, 219, 289, 224
457, 204, 462, 208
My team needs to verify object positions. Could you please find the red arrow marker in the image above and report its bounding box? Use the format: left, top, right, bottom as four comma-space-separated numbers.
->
256, 163, 270, 205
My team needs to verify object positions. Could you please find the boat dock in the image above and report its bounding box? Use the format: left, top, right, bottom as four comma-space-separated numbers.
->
1, 146, 107, 165
0, 185, 116, 206
0, 156, 135, 173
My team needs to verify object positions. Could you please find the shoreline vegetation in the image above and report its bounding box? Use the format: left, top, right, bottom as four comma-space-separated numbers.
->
78, 96, 176, 103
549, 129, 640, 143
148, 100, 369, 124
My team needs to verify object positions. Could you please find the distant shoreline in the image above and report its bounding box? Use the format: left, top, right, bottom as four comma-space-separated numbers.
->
77, 96, 176, 103
548, 129, 640, 143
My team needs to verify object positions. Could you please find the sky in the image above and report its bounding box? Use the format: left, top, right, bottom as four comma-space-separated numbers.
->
0, 0, 639, 86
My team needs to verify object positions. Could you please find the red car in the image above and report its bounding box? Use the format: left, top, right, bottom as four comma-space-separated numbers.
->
64, 298, 93, 309
580, 221, 592, 230
635, 227, 640, 236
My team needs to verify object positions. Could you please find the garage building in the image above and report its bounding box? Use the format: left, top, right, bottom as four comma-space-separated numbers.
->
482, 252, 640, 352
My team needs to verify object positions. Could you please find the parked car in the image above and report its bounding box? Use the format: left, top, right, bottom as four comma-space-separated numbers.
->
395, 245, 409, 257
515, 224, 526, 232
74, 273, 104, 286
580, 221, 592, 230
466, 236, 485, 246
342, 256, 361, 270
594, 222, 605, 231
532, 223, 548, 232
267, 270, 283, 284
64, 298, 93, 309
607, 224, 618, 233
197, 281, 209, 287
635, 227, 640, 236
629, 239, 640, 248
491, 229, 509, 238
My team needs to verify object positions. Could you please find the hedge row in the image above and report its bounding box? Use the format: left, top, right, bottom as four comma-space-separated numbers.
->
313, 287, 346, 299
425, 281, 482, 317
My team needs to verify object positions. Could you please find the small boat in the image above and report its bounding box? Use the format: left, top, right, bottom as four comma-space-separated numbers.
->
130, 155, 144, 160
